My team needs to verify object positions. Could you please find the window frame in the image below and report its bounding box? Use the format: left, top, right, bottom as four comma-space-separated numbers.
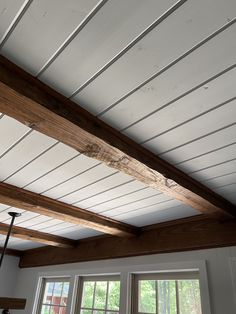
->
75, 275, 121, 314
36, 277, 71, 314
32, 260, 211, 314
131, 271, 202, 314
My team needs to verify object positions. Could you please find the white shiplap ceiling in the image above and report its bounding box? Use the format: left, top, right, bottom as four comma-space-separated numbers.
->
0, 0, 235, 250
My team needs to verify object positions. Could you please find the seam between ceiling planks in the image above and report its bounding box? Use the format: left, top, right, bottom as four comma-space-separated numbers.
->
95, 19, 236, 118
67, 0, 188, 97
117, 64, 236, 133
0, 0, 34, 48
36, 0, 110, 76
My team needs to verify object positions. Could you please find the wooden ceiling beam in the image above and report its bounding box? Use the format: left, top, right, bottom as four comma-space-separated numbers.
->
0, 182, 138, 237
0, 247, 23, 257
0, 298, 26, 310
0, 56, 235, 218
0, 221, 76, 248
19, 215, 236, 268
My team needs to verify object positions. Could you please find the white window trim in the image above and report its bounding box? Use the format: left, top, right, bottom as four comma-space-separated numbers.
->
229, 257, 236, 312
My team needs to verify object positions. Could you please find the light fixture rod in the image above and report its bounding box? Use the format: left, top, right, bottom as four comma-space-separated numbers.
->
0, 212, 21, 268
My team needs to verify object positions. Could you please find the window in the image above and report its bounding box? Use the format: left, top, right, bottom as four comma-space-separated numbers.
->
76, 276, 121, 314
132, 272, 202, 314
37, 278, 70, 314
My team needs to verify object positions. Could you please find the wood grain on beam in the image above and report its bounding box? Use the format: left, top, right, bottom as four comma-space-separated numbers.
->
0, 247, 23, 257
0, 56, 235, 218
0, 222, 76, 248
19, 215, 236, 268
0, 182, 137, 237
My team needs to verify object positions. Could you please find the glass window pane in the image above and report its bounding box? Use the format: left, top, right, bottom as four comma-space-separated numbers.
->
43, 282, 54, 304
79, 278, 120, 313
107, 281, 120, 310
94, 281, 107, 309
59, 307, 67, 314
136, 276, 202, 314
52, 282, 63, 305
138, 280, 156, 313
82, 281, 95, 308
178, 280, 202, 314
158, 280, 177, 314
41, 305, 50, 314
49, 305, 60, 314
61, 283, 69, 306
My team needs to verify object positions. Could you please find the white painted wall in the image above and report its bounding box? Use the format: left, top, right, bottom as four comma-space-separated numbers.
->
12, 246, 236, 314
0, 255, 20, 297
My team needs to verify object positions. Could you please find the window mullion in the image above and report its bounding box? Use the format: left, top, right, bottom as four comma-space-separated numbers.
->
105, 280, 109, 313
92, 281, 97, 309
51, 282, 56, 306
155, 280, 159, 314
58, 282, 64, 308
176, 280, 180, 314
49, 282, 56, 314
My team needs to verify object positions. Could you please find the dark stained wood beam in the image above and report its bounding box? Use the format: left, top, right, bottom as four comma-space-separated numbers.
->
0, 56, 235, 218
0, 247, 23, 257
0, 298, 26, 310
0, 182, 137, 237
19, 215, 236, 268
0, 221, 76, 248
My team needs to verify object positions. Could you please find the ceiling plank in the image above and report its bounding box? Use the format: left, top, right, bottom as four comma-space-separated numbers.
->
0, 56, 235, 218
19, 215, 236, 268
0, 182, 138, 237
0, 221, 76, 248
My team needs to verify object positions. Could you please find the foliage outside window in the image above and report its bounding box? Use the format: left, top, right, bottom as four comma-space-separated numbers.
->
37, 278, 70, 314
132, 272, 202, 314
77, 276, 121, 314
